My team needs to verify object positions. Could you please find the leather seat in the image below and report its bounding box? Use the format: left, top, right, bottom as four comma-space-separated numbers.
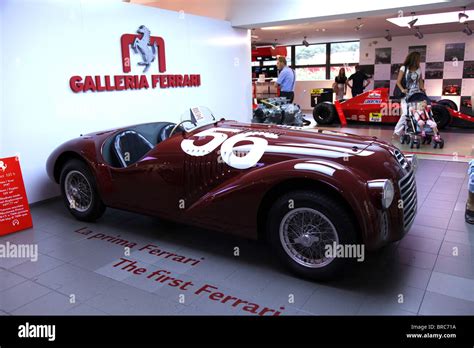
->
157, 123, 184, 143
113, 130, 153, 167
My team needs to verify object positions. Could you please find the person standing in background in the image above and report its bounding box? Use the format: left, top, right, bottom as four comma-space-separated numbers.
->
333, 68, 347, 101
275, 56, 295, 103
393, 51, 425, 136
346, 65, 371, 97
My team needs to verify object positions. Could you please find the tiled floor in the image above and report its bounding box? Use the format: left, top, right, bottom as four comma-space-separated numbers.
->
0, 160, 473, 316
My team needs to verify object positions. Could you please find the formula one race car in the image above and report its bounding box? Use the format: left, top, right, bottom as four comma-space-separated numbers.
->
313, 88, 474, 129
47, 106, 417, 280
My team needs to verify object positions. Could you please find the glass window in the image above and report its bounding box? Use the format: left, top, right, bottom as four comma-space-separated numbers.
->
295, 44, 326, 65
295, 67, 326, 81
330, 42, 359, 64
330, 65, 356, 80
285, 46, 292, 66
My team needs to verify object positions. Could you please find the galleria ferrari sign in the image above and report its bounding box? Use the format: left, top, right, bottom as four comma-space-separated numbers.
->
69, 25, 201, 93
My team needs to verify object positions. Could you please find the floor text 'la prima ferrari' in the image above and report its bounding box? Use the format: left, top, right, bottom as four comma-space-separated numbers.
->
47, 107, 418, 279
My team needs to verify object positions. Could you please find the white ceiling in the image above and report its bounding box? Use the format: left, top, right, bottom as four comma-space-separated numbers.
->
129, 0, 474, 45
252, 8, 474, 46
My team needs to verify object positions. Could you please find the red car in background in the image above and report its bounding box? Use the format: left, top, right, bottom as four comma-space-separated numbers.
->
46, 107, 417, 280
313, 88, 474, 129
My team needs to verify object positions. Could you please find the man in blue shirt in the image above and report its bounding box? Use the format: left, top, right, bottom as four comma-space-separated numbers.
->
276, 56, 295, 102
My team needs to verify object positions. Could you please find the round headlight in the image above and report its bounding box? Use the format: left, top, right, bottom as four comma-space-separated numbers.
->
368, 179, 395, 209
382, 180, 395, 209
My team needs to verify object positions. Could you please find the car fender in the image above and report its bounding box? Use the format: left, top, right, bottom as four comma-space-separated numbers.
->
185, 158, 376, 242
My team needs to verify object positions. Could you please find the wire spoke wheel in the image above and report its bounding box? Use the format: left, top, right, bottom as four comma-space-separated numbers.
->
64, 170, 92, 213
279, 207, 339, 268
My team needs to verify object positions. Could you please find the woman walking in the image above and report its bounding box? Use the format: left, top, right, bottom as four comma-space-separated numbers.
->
394, 51, 425, 136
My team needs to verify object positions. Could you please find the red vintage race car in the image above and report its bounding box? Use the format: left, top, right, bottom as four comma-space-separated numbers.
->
46, 107, 417, 280
313, 88, 474, 129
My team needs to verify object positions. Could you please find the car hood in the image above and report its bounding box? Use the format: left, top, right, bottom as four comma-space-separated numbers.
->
214, 121, 376, 158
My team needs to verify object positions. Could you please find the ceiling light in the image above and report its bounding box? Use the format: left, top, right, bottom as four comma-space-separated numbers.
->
459, 7, 469, 23
354, 18, 364, 31
384, 29, 392, 41
302, 36, 309, 47
408, 12, 418, 28
414, 27, 423, 39
261, 26, 286, 31
463, 23, 473, 35
321, 28, 326, 32
387, 10, 474, 27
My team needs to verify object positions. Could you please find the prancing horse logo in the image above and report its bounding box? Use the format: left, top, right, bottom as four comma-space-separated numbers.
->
120, 26, 166, 74
132, 25, 157, 73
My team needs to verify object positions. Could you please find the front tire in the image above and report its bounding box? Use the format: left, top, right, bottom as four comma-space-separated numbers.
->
60, 159, 106, 221
267, 191, 357, 280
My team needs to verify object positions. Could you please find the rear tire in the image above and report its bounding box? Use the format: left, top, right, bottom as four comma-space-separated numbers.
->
313, 102, 338, 125
437, 99, 458, 111
60, 159, 106, 221
431, 105, 450, 129
267, 190, 357, 280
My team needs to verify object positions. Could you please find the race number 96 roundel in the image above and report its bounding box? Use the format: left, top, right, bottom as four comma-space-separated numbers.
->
181, 128, 277, 170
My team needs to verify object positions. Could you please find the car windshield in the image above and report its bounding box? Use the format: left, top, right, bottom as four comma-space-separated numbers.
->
179, 106, 217, 132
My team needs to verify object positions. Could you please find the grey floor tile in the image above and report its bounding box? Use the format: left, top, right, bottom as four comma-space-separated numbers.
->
10, 254, 64, 279
301, 286, 365, 315
68, 248, 126, 272
434, 255, 474, 280
426, 192, 459, 203
419, 291, 474, 315
447, 212, 474, 233
371, 262, 433, 290
85, 282, 184, 315
0, 227, 52, 244
65, 303, 109, 315
258, 273, 319, 310
12, 291, 76, 315
0, 280, 51, 312
391, 247, 438, 270
438, 241, 474, 261
0, 269, 27, 292
222, 266, 277, 293
34, 263, 115, 302
413, 213, 450, 229
399, 235, 442, 254
408, 224, 446, 241
444, 230, 474, 247
427, 271, 474, 302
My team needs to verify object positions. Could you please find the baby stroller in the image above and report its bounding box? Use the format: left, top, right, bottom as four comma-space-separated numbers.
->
400, 92, 444, 149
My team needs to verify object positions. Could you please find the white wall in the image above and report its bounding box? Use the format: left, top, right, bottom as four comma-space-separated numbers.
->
0, 0, 251, 204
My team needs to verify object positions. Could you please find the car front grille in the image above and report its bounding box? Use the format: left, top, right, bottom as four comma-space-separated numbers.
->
394, 149, 408, 169
399, 169, 417, 232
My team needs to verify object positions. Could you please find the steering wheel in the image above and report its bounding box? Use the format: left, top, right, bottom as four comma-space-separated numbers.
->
169, 120, 196, 138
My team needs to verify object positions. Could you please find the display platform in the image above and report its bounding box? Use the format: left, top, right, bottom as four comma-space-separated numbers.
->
0, 160, 472, 316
